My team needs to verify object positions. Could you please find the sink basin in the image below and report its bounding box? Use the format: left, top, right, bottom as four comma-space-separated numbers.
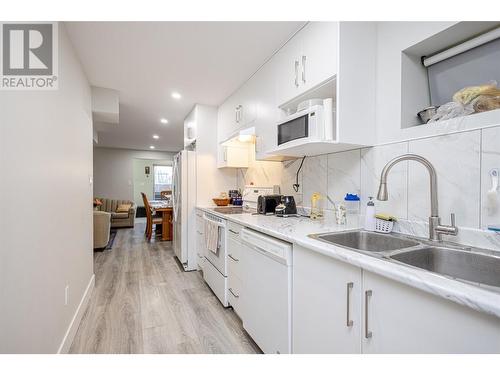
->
390, 247, 500, 288
311, 230, 420, 252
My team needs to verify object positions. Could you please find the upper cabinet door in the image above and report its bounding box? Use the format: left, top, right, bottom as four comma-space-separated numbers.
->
299, 22, 338, 93
275, 22, 339, 106
275, 32, 302, 106
254, 58, 279, 160
217, 95, 237, 143
236, 79, 258, 128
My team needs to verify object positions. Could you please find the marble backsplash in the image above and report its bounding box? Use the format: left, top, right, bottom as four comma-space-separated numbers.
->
237, 125, 500, 235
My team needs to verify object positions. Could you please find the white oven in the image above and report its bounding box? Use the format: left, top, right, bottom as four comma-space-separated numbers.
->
202, 212, 228, 307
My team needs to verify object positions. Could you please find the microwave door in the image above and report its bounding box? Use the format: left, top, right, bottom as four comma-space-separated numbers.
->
278, 114, 309, 146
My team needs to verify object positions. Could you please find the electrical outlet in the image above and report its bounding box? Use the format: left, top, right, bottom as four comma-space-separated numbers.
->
64, 285, 69, 306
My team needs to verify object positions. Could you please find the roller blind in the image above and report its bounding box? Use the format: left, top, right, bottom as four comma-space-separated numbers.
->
427, 37, 500, 106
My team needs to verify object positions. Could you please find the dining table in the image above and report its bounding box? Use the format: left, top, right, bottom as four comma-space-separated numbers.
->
149, 200, 173, 241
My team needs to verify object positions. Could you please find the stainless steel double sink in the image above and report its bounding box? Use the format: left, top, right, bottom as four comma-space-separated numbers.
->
309, 230, 500, 290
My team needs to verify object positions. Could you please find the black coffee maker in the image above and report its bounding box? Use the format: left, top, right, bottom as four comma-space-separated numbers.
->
275, 196, 298, 217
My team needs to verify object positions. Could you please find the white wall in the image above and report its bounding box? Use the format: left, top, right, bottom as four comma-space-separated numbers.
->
91, 86, 119, 124
281, 125, 500, 233
93, 147, 175, 202
191, 105, 237, 206
236, 153, 283, 192
0, 23, 94, 353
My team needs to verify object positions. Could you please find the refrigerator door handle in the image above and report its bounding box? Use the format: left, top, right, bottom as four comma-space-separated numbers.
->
172, 155, 180, 221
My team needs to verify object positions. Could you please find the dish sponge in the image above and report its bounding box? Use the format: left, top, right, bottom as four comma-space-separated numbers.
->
375, 213, 397, 222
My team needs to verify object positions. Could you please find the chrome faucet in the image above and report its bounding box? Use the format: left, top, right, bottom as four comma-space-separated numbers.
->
376, 153, 458, 242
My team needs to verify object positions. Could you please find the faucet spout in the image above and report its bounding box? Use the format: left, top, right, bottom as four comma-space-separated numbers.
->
376, 182, 388, 201
377, 153, 438, 216
376, 153, 457, 241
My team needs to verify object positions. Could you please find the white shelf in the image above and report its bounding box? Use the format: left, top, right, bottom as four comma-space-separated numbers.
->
401, 109, 500, 142
267, 141, 364, 158
278, 77, 336, 113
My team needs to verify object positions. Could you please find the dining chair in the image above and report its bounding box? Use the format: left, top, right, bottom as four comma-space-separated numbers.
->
141, 192, 162, 241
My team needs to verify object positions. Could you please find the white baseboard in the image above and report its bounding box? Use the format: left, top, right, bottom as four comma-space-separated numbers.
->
57, 274, 95, 354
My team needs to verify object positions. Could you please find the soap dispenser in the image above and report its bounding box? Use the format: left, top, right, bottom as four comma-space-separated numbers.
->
364, 196, 376, 231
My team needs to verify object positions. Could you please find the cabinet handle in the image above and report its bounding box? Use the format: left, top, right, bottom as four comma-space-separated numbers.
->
294, 60, 299, 87
346, 282, 354, 327
228, 229, 239, 235
228, 254, 239, 262
235, 107, 238, 123
301, 55, 306, 84
235, 105, 242, 123
365, 290, 373, 339
196, 230, 202, 235
229, 288, 239, 298
223, 147, 227, 162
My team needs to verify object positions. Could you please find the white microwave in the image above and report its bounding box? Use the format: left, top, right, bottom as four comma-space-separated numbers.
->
276, 102, 333, 149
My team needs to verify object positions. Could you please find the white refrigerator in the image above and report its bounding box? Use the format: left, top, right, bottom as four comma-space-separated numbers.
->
172, 150, 197, 271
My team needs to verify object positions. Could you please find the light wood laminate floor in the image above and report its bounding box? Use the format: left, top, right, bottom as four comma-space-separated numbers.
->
69, 220, 260, 354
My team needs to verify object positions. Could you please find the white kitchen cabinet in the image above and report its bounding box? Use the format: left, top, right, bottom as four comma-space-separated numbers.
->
235, 79, 257, 129
227, 222, 244, 319
217, 95, 237, 143
362, 271, 500, 354
217, 21, 376, 160
293, 245, 362, 353
195, 209, 206, 270
217, 142, 250, 168
253, 58, 280, 160
296, 22, 338, 94
276, 22, 338, 106
293, 243, 500, 354
275, 32, 302, 107
184, 107, 197, 148
217, 82, 257, 144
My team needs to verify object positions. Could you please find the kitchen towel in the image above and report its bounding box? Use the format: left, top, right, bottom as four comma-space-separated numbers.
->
205, 219, 220, 254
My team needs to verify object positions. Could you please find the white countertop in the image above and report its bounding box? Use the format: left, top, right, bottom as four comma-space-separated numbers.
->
197, 206, 500, 319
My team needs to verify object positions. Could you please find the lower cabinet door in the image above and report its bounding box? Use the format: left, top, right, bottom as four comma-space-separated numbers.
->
362, 271, 500, 354
292, 245, 362, 353
228, 268, 243, 319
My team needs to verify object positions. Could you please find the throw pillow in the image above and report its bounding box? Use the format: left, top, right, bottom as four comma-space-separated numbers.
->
116, 204, 132, 213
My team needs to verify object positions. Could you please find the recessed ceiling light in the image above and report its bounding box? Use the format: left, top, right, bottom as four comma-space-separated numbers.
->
171, 92, 182, 99
153, 134, 159, 139
160, 118, 168, 124
149, 145, 155, 149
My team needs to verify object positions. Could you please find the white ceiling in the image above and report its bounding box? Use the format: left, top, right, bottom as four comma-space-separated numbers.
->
65, 21, 304, 152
